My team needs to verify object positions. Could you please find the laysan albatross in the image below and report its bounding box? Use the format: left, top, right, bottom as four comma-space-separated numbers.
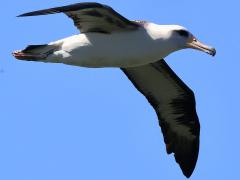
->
12, 2, 216, 178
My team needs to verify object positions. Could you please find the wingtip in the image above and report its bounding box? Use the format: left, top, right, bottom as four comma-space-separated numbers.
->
16, 13, 42, 17
178, 156, 197, 178
183, 170, 194, 178
17, 13, 29, 17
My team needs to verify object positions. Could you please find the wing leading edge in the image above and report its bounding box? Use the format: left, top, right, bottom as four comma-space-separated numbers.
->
18, 2, 139, 33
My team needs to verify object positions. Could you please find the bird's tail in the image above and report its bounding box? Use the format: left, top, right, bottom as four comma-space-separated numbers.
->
12, 44, 57, 61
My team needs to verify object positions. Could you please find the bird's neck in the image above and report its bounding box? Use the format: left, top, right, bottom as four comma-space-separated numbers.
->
143, 23, 182, 57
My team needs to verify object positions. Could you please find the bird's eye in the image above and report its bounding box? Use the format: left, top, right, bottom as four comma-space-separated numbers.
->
174, 30, 189, 38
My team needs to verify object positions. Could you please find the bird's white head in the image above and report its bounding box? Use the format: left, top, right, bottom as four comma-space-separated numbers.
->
153, 25, 216, 56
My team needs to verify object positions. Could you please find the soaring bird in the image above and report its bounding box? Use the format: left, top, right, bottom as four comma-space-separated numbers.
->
12, 2, 216, 178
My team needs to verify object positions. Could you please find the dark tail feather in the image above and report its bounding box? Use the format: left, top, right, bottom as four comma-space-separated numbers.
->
13, 44, 57, 61
22, 44, 56, 54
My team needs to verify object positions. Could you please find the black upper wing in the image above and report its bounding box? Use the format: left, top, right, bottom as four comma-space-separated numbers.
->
18, 2, 139, 33
121, 60, 200, 178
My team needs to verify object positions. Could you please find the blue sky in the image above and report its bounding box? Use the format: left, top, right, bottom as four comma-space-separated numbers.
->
1, 0, 239, 179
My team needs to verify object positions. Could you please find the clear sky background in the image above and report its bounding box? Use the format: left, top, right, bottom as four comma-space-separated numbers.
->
1, 0, 239, 179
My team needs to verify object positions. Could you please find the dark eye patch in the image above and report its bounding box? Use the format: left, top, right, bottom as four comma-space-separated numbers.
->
175, 30, 189, 37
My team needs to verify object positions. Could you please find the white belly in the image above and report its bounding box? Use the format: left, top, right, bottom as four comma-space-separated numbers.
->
48, 28, 171, 68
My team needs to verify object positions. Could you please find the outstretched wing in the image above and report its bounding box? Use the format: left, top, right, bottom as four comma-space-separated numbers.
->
121, 60, 200, 178
18, 2, 139, 33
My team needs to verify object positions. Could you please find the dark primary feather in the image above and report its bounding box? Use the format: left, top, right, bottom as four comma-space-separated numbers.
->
17, 2, 104, 16
17, 2, 139, 33
121, 60, 200, 178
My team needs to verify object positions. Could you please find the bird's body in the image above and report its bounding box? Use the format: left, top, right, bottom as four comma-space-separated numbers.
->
13, 2, 216, 178
42, 24, 185, 67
